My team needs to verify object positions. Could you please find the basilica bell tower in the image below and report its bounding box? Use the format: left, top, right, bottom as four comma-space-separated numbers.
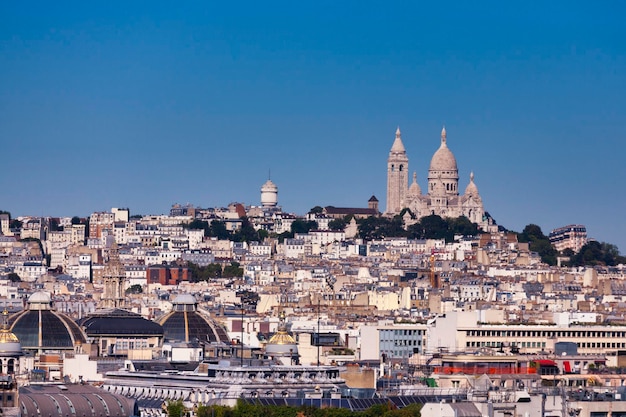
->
386, 127, 409, 214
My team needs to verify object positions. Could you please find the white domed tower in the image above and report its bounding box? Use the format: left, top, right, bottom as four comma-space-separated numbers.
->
0, 309, 22, 374
265, 311, 298, 365
261, 179, 278, 208
428, 126, 459, 197
386, 127, 409, 214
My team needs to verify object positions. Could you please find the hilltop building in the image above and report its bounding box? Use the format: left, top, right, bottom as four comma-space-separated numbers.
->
261, 179, 278, 208
549, 224, 587, 253
386, 127, 486, 226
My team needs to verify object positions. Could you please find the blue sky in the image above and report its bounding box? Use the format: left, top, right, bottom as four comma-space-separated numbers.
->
1, 2, 625, 252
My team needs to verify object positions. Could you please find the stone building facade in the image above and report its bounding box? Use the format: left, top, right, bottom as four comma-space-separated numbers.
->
386, 127, 486, 226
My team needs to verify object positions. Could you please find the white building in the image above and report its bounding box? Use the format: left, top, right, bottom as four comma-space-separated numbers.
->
386, 127, 486, 226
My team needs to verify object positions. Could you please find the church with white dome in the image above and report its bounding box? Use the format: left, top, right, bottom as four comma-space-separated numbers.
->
386, 127, 486, 226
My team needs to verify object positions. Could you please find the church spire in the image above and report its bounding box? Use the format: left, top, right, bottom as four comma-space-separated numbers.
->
390, 126, 406, 153
386, 126, 409, 214
441, 125, 447, 145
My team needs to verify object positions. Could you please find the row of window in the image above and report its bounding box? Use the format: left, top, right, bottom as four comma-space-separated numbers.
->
116, 339, 148, 350
381, 339, 421, 347
381, 329, 425, 336
466, 330, 626, 338
466, 341, 626, 349
467, 341, 547, 348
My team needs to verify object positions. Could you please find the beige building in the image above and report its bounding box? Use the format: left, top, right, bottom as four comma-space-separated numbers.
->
428, 310, 626, 356
549, 224, 587, 253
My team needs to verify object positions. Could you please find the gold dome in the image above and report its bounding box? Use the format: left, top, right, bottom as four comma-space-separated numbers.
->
265, 311, 298, 356
267, 331, 296, 346
0, 330, 19, 344
0, 309, 22, 355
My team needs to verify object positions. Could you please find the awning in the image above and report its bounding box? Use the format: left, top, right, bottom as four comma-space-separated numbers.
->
563, 361, 571, 373
537, 360, 557, 367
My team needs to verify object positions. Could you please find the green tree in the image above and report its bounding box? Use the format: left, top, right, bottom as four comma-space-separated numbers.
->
233, 399, 264, 417
188, 262, 223, 281
357, 216, 384, 240
532, 240, 557, 265
9, 219, 22, 229
71, 216, 81, 225
448, 216, 479, 238
258, 229, 269, 241
125, 284, 143, 294
517, 224, 557, 265
571, 241, 626, 266
328, 218, 347, 231
232, 217, 259, 243
223, 262, 244, 278
197, 404, 234, 417
420, 215, 448, 240
7, 273, 21, 282
277, 231, 292, 243
518, 224, 547, 242
166, 399, 185, 417
309, 206, 324, 214
291, 220, 318, 235
188, 219, 210, 236
210, 220, 231, 240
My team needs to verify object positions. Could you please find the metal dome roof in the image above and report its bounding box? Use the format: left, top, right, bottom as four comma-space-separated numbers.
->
158, 309, 229, 344
80, 309, 164, 336
27, 291, 51, 305
9, 309, 86, 351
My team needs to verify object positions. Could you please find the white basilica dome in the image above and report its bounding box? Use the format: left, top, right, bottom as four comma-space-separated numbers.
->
429, 127, 458, 172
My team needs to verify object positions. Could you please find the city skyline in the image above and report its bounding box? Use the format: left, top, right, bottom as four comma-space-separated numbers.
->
1, 2, 625, 252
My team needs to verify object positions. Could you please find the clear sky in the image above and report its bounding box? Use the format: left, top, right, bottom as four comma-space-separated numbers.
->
1, 2, 625, 252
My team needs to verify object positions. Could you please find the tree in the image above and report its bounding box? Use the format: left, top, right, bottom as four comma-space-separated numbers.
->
188, 219, 210, 236
518, 224, 547, 243
9, 219, 22, 229
188, 262, 223, 281
210, 220, 230, 240
223, 262, 244, 278
166, 399, 185, 417
291, 220, 318, 235
357, 216, 387, 240
232, 217, 259, 243
328, 218, 347, 231
309, 206, 324, 214
7, 273, 20, 282
258, 229, 269, 241
448, 216, 479, 238
517, 224, 557, 265
419, 215, 448, 240
570, 241, 626, 267
71, 216, 81, 225
125, 284, 143, 294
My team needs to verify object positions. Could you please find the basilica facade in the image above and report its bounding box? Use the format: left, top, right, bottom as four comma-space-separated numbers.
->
386, 127, 486, 226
